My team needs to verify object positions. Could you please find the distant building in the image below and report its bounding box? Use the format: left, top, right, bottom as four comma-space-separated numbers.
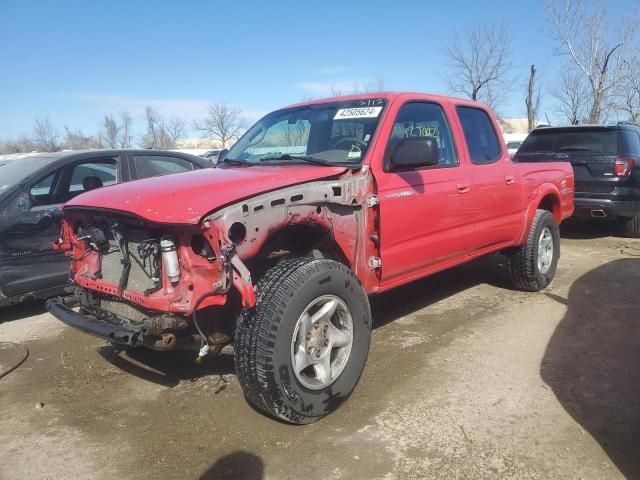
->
175, 137, 223, 149
500, 118, 532, 135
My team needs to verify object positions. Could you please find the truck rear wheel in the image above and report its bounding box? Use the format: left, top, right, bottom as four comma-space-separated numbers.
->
507, 209, 560, 292
623, 215, 640, 238
234, 257, 371, 424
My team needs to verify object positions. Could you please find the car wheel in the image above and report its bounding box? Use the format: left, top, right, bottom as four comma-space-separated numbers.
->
234, 257, 371, 424
507, 209, 560, 292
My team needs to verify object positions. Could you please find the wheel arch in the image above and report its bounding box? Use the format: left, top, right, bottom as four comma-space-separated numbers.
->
518, 185, 562, 245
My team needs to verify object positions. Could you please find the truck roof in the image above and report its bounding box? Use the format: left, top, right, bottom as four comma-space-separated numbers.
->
286, 91, 490, 110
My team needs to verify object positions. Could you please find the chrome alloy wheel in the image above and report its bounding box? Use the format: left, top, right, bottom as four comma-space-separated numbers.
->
290, 294, 354, 390
537, 226, 554, 274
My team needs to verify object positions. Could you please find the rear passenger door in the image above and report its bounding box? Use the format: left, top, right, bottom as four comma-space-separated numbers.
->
455, 106, 523, 251
128, 153, 197, 179
377, 101, 475, 284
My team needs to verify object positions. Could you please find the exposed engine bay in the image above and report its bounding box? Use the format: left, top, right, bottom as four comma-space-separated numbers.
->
52, 170, 377, 359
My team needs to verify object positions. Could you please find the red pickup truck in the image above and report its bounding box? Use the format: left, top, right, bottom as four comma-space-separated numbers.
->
47, 92, 574, 424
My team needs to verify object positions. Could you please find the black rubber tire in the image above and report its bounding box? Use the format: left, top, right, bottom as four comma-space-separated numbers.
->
234, 257, 371, 424
623, 215, 640, 238
507, 209, 560, 292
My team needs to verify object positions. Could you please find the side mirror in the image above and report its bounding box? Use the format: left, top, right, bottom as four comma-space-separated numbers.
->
391, 137, 439, 169
217, 149, 229, 163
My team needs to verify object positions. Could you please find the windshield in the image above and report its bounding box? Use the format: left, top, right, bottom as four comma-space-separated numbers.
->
225, 98, 387, 166
516, 128, 619, 156
0, 155, 54, 193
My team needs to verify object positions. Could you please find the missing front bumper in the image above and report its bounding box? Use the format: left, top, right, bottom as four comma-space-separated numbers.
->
46, 298, 144, 346
45, 298, 203, 351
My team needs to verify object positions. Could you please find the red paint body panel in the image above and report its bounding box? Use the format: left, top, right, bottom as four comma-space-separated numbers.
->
63, 165, 347, 224
57, 91, 575, 312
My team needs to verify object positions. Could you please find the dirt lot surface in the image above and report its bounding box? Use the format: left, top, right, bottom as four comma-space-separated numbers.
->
1, 221, 639, 480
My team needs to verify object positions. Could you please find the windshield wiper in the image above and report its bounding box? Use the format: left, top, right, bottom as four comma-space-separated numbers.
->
258, 154, 344, 166
220, 157, 253, 166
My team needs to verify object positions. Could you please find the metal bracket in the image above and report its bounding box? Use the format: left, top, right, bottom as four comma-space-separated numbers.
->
365, 194, 379, 208
368, 256, 382, 270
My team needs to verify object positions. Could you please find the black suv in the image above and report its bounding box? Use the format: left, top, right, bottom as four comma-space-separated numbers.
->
515, 123, 640, 237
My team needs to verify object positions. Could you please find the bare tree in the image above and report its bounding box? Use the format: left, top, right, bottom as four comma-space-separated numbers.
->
118, 111, 133, 148
2, 134, 39, 153
101, 111, 134, 148
165, 117, 186, 146
101, 114, 121, 148
550, 68, 591, 124
32, 116, 62, 152
615, 56, 640, 122
63, 127, 103, 150
141, 107, 183, 150
194, 102, 245, 148
142, 106, 166, 149
545, 0, 638, 123
442, 22, 512, 112
525, 65, 541, 132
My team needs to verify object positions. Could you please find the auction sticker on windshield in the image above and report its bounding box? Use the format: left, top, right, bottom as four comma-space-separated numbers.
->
334, 106, 383, 120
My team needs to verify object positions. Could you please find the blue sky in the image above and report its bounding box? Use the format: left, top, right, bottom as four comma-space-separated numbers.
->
0, 0, 633, 139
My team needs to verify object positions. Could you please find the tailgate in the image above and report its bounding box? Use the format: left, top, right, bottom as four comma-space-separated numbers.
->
565, 153, 617, 194
514, 127, 621, 196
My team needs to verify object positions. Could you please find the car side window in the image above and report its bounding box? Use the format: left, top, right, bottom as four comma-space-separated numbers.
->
60, 160, 118, 202
388, 102, 458, 168
622, 129, 640, 154
29, 172, 57, 206
456, 106, 502, 164
134, 155, 195, 179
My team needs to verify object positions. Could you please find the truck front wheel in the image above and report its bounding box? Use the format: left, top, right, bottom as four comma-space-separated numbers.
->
507, 209, 560, 292
234, 257, 371, 424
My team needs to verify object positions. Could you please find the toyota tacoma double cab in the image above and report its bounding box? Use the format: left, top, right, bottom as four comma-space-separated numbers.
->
46, 92, 574, 424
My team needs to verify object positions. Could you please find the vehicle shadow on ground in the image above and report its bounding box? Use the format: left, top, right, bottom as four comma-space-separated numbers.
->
199, 451, 264, 480
541, 258, 640, 479
97, 346, 235, 388
98, 254, 512, 387
560, 217, 625, 239
371, 253, 511, 329
0, 300, 47, 324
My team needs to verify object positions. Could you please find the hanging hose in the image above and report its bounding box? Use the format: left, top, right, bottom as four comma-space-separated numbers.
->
0, 342, 29, 379
193, 290, 222, 362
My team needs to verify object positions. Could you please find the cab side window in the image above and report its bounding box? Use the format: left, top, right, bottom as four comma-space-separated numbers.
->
387, 102, 457, 168
456, 106, 502, 164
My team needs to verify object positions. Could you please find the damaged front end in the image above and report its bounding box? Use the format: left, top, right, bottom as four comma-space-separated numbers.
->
46, 168, 379, 358
47, 209, 253, 355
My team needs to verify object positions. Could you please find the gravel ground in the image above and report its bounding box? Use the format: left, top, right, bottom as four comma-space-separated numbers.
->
1, 220, 639, 480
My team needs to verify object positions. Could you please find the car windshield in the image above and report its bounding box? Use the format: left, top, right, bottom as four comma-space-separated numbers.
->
224, 98, 387, 166
0, 155, 54, 192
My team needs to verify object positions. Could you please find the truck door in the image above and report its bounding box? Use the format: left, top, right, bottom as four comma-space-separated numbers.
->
375, 101, 475, 285
455, 106, 523, 251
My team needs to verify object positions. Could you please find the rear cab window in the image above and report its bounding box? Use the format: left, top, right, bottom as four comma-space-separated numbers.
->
456, 106, 502, 164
